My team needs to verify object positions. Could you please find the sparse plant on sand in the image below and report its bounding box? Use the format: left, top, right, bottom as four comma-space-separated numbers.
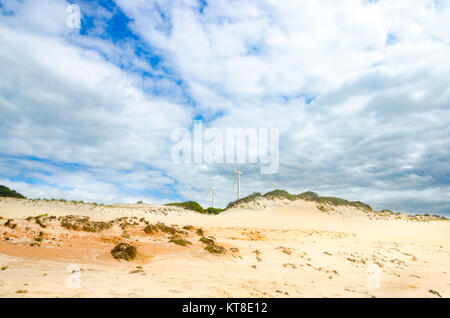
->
111, 243, 137, 261
200, 236, 226, 254
143, 222, 184, 236
4, 219, 17, 229
59, 215, 112, 232
169, 235, 192, 247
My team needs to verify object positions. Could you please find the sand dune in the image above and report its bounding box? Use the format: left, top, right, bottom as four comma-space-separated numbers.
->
0, 197, 448, 298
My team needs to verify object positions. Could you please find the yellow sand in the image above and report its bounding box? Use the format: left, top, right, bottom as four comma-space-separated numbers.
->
0, 197, 448, 298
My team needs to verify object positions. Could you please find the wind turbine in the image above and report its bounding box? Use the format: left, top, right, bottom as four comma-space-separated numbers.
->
232, 164, 247, 200
207, 185, 217, 208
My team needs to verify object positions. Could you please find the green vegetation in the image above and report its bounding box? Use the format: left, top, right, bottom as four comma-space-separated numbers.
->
4, 219, 17, 229
226, 192, 262, 209
169, 235, 192, 247
59, 215, 113, 232
136, 200, 143, 204
0, 185, 25, 199
205, 207, 224, 214
143, 222, 185, 235
165, 201, 223, 215
224, 190, 373, 211
263, 189, 297, 200
199, 236, 226, 254
318, 196, 372, 211
111, 243, 137, 261
165, 201, 204, 213
297, 191, 321, 201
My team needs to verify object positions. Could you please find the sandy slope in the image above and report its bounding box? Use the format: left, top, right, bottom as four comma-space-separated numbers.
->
0, 197, 449, 298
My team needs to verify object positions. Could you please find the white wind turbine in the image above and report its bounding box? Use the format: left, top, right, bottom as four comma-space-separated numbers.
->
232, 164, 247, 200
207, 185, 217, 208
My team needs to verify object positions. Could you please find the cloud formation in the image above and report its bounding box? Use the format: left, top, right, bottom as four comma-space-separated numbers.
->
0, 0, 449, 214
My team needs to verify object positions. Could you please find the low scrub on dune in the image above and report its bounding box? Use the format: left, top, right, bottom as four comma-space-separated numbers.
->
205, 207, 224, 214
165, 201, 224, 215
111, 243, 137, 261
165, 201, 204, 213
199, 236, 226, 254
226, 192, 262, 209
59, 215, 113, 232
224, 189, 373, 212
143, 222, 185, 235
263, 189, 298, 201
169, 235, 192, 247
0, 185, 25, 199
297, 191, 373, 210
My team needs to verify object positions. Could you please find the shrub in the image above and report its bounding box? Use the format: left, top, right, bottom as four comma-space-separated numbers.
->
4, 219, 17, 229
169, 235, 191, 247
111, 243, 137, 261
263, 189, 297, 200
297, 191, 321, 202
0, 185, 25, 199
59, 215, 112, 232
297, 191, 373, 211
143, 223, 184, 235
196, 228, 205, 236
165, 201, 204, 213
226, 192, 262, 209
205, 207, 224, 214
199, 236, 226, 254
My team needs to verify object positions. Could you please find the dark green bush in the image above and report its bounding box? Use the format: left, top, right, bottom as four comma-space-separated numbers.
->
165, 201, 204, 213
205, 207, 224, 214
111, 243, 137, 261
0, 185, 25, 199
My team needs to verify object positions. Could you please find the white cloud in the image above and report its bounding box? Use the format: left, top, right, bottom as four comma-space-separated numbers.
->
0, 0, 449, 213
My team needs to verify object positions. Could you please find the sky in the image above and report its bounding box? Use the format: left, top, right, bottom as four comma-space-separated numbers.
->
0, 0, 449, 214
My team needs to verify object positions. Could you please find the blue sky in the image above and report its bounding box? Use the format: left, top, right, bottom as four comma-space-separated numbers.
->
0, 0, 449, 215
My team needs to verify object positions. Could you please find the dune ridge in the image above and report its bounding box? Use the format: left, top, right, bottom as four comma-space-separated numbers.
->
0, 196, 448, 298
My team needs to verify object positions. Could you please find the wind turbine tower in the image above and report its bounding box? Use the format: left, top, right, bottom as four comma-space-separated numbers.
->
208, 185, 217, 208
232, 164, 244, 200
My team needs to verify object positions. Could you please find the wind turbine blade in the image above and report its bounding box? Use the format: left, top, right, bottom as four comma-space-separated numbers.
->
239, 163, 249, 172
232, 175, 237, 191
231, 163, 237, 172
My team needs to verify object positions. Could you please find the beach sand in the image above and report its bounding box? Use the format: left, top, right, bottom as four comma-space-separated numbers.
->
0, 197, 448, 298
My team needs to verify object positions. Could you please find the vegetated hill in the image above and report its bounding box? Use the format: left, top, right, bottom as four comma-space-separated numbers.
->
165, 201, 224, 214
226, 189, 373, 211
0, 185, 26, 199
224, 189, 448, 221
165, 201, 204, 213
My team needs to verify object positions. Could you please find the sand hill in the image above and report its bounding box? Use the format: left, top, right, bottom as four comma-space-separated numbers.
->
0, 196, 448, 298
